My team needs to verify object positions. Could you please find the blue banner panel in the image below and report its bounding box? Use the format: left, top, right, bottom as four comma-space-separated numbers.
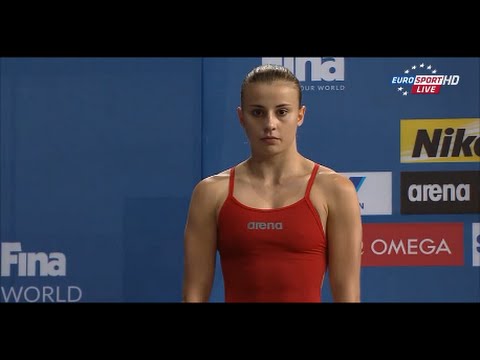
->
123, 197, 189, 302
1, 58, 202, 302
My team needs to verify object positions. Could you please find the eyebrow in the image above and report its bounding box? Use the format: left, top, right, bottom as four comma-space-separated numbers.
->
248, 103, 293, 108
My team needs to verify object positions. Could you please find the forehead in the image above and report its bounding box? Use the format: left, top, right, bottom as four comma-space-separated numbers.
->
243, 80, 298, 103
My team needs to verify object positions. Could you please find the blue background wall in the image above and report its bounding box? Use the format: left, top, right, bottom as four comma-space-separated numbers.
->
1, 57, 478, 302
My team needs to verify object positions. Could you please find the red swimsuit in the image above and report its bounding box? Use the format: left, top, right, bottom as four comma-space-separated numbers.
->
217, 163, 327, 302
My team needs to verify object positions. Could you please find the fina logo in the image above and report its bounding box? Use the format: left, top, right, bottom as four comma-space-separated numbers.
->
1, 242, 66, 277
0, 242, 82, 302
262, 57, 345, 92
391, 62, 460, 96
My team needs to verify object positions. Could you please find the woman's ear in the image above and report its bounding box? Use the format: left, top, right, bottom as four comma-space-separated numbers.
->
297, 105, 306, 127
237, 106, 245, 128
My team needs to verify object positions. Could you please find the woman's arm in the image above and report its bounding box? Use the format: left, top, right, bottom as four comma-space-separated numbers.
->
182, 179, 219, 302
326, 174, 363, 302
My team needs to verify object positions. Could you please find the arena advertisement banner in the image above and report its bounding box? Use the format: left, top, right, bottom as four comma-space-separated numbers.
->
400, 170, 480, 214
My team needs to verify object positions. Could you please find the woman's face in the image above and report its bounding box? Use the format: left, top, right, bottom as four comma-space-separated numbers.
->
237, 80, 305, 156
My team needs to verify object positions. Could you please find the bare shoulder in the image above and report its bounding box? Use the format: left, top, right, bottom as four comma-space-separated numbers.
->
194, 168, 230, 192
190, 168, 231, 210
314, 164, 357, 200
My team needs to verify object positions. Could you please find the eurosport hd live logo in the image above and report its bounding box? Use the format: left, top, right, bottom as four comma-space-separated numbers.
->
392, 62, 460, 96
262, 57, 345, 92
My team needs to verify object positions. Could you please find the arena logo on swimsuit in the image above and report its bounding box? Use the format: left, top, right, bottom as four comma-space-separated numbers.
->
247, 222, 283, 230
